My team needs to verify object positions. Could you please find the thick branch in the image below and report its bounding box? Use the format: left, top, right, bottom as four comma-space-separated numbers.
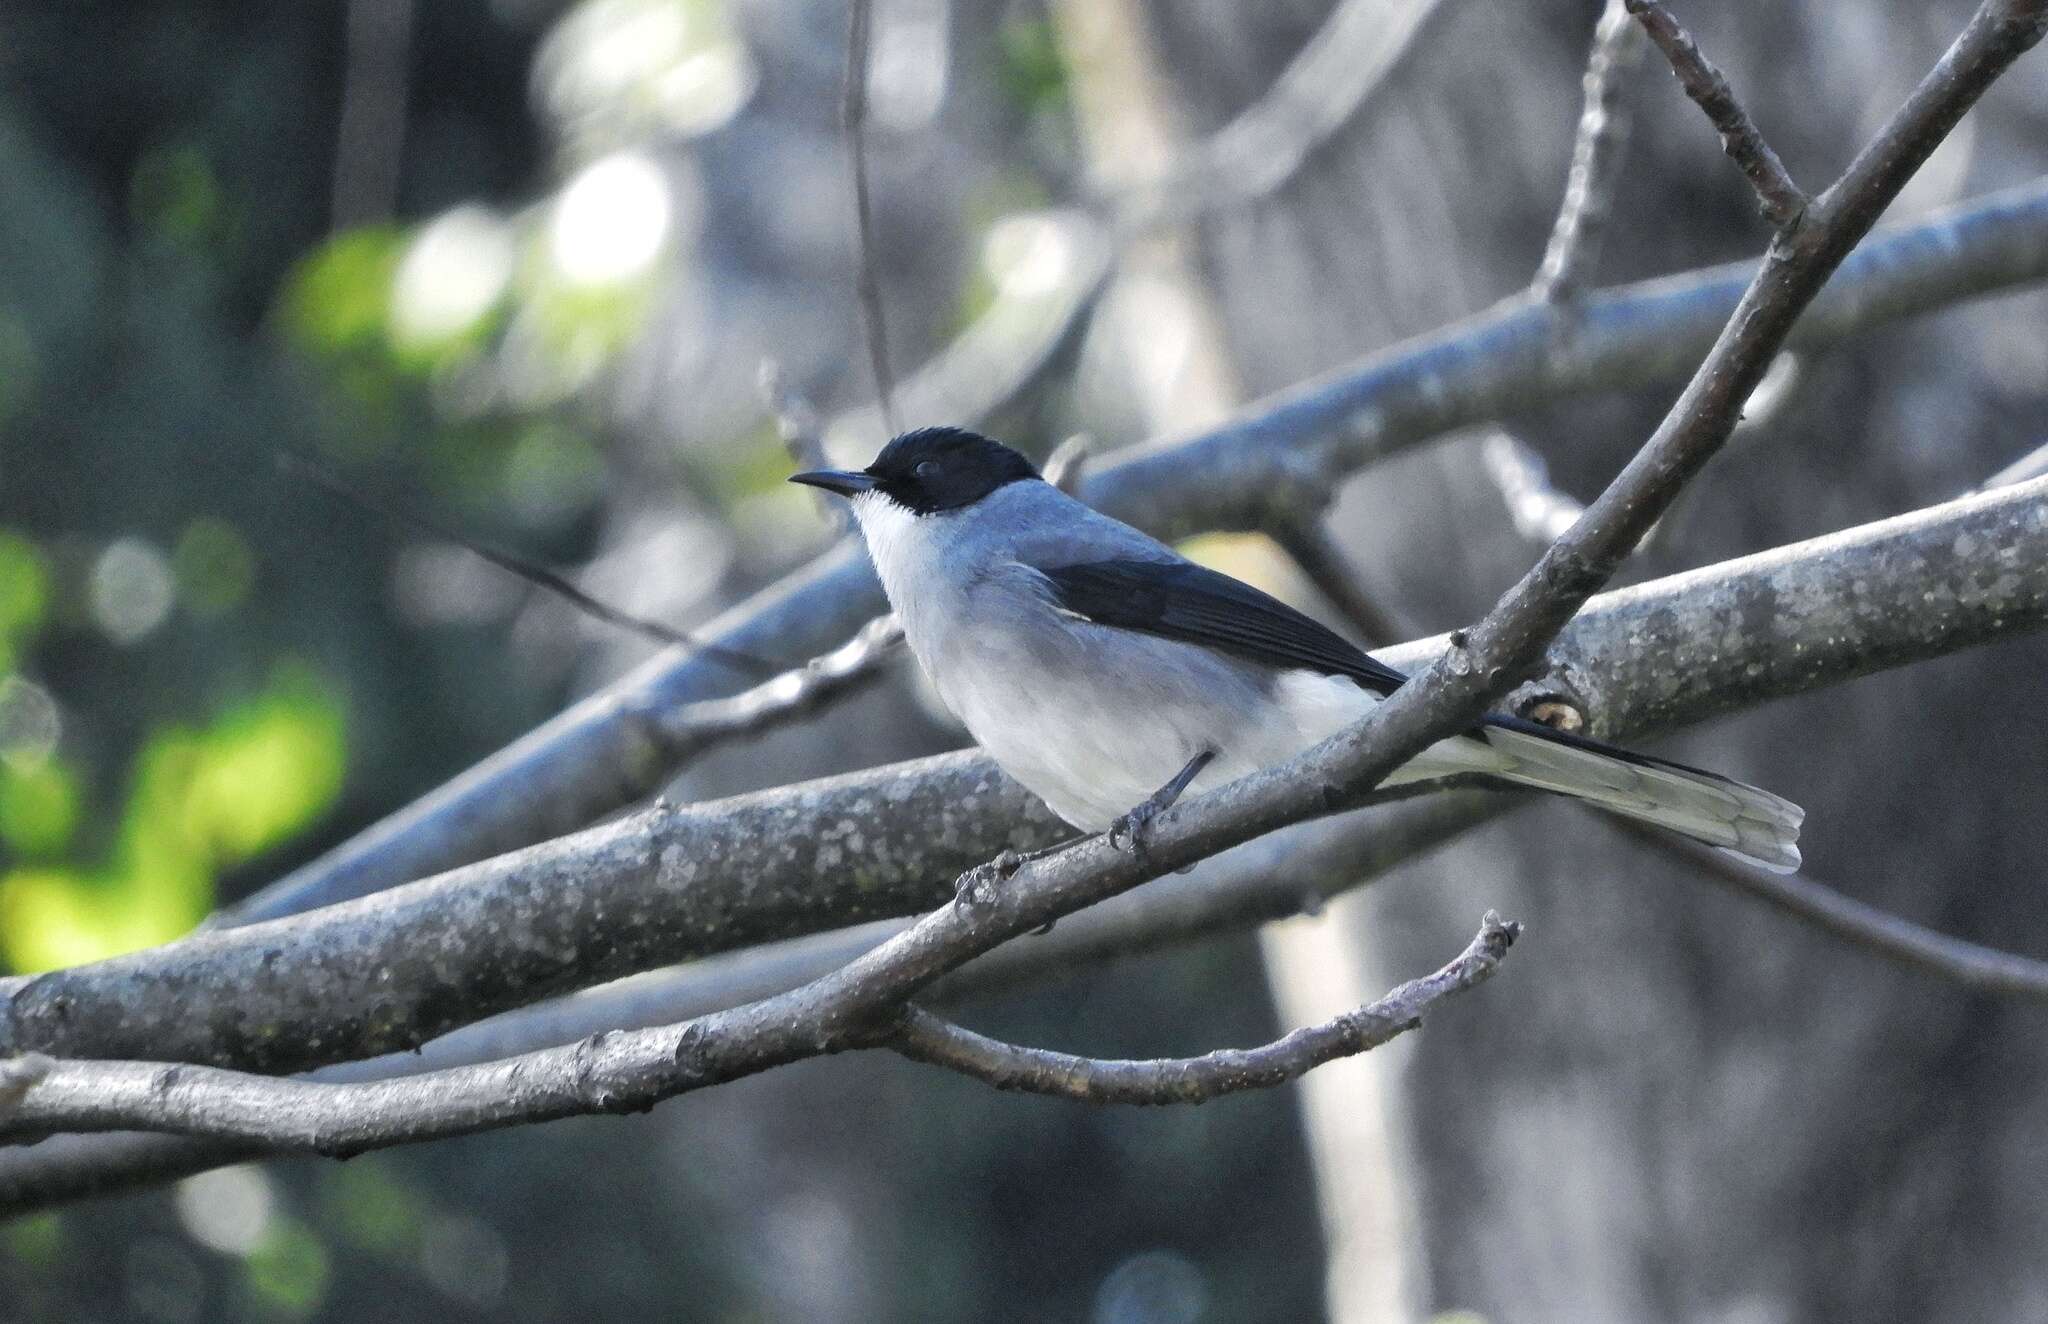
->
231, 178, 2048, 925
1626, 0, 1807, 228
889, 915, 1518, 1104
0, 790, 1499, 1214
6, 475, 2044, 1074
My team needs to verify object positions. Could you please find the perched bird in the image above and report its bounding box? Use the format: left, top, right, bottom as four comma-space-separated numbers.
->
793, 427, 1802, 872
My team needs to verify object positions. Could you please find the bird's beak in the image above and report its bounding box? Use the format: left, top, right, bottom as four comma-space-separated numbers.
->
789, 469, 879, 498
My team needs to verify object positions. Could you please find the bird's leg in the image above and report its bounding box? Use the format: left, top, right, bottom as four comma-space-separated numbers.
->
1108, 749, 1216, 858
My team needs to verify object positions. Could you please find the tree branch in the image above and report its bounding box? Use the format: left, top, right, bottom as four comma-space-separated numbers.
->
1626, 0, 1807, 229
0, 771, 1523, 1152
1105, 0, 1448, 234
888, 915, 1518, 1104
1618, 824, 2048, 999
0, 790, 1500, 1214
6, 474, 2043, 1076
230, 178, 2048, 926
0, 909, 1516, 1152
843, 0, 896, 434
1267, 517, 1414, 645
1536, 0, 1646, 300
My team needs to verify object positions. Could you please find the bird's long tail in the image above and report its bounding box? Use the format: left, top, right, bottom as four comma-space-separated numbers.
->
1462, 716, 1804, 873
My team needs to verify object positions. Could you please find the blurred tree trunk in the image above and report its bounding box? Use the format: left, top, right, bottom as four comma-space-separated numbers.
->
1123, 0, 2048, 1319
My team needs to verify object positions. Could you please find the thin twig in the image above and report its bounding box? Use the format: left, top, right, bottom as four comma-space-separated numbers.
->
825, 0, 1435, 451
1108, 0, 1449, 233
1267, 518, 1414, 645
1616, 822, 2048, 1000
281, 452, 776, 678
844, 0, 897, 435
1976, 438, 2048, 491
889, 915, 1518, 1103
1041, 435, 1092, 495
1625, 0, 1808, 229
1479, 432, 1586, 545
1536, 0, 1647, 300
634, 615, 904, 759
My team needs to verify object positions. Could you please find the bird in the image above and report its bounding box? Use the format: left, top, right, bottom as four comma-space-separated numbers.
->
792, 426, 1802, 873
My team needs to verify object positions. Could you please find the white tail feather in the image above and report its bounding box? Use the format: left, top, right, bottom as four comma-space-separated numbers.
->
1467, 725, 1804, 873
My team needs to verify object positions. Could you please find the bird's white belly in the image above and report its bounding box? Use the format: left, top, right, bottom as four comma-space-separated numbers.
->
936, 644, 1399, 832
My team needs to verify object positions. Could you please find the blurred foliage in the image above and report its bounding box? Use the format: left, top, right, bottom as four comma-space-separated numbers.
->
0, 664, 345, 971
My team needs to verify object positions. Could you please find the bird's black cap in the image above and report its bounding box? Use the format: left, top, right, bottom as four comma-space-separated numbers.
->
790, 427, 1040, 514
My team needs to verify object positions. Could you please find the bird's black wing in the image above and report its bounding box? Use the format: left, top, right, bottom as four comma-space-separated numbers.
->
1037, 558, 1407, 697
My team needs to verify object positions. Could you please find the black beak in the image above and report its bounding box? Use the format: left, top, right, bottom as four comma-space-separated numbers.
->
789, 469, 879, 498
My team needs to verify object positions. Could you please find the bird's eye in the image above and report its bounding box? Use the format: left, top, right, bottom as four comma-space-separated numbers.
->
914, 460, 939, 480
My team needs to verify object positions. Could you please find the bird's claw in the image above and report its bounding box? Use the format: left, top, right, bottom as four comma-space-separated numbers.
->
1107, 804, 1158, 857
952, 849, 1023, 913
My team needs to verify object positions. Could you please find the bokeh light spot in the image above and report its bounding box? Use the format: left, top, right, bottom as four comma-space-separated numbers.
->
176, 1165, 276, 1258
90, 537, 176, 644
551, 152, 675, 287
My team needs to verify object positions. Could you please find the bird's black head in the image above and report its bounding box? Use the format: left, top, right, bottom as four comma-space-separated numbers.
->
789, 427, 1040, 515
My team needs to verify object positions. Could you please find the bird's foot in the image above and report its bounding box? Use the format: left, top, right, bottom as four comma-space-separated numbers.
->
1106, 749, 1217, 859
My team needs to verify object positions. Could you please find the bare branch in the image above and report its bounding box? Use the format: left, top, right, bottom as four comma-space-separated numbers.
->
1618, 824, 2048, 1000
1977, 438, 2048, 491
281, 452, 777, 677
1267, 518, 1414, 645
1536, 0, 1647, 300
0, 790, 1498, 1213
1108, 0, 1448, 233
633, 614, 904, 763
890, 915, 1518, 1103
7, 474, 2042, 1077
843, 0, 896, 435
1431, 0, 2044, 733
0, 820, 1518, 1151
226, 179, 2048, 926
1479, 432, 1586, 544
1041, 435, 1092, 495
1625, 0, 1808, 229
0, 910, 1512, 1147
